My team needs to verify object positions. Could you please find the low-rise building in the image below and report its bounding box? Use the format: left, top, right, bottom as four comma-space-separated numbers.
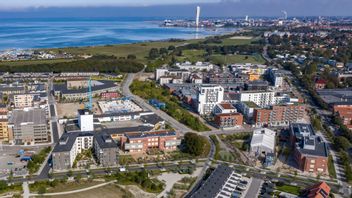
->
120, 131, 181, 153
333, 103, 352, 129
214, 113, 243, 128
100, 92, 120, 100
250, 128, 276, 156
190, 165, 243, 198
213, 103, 237, 115
175, 61, 213, 71
289, 123, 328, 174
304, 181, 331, 198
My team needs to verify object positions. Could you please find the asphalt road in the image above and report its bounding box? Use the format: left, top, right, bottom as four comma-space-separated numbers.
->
244, 178, 263, 198
122, 73, 192, 133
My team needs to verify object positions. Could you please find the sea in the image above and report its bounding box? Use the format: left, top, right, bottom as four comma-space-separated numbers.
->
0, 17, 238, 50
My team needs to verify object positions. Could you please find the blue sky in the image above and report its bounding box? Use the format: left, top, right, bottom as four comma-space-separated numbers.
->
0, 0, 220, 9
0, 0, 351, 17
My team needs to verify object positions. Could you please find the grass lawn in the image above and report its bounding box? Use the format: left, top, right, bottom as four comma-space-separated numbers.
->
328, 155, 337, 179
276, 185, 301, 195
48, 40, 201, 64
48, 184, 132, 198
46, 181, 104, 193
176, 49, 206, 63
212, 38, 258, 46
210, 54, 265, 65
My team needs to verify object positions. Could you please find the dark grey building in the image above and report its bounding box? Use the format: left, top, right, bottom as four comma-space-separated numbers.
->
94, 133, 119, 167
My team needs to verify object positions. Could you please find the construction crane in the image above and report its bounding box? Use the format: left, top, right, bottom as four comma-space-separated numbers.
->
85, 77, 93, 111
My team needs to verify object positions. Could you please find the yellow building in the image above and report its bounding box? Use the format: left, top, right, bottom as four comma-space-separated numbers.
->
0, 119, 9, 142
248, 73, 261, 81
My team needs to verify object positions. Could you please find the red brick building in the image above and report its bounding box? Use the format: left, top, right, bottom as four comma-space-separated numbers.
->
101, 92, 120, 100
253, 104, 306, 127
214, 113, 243, 128
305, 181, 331, 198
120, 131, 181, 153
290, 123, 328, 174
315, 79, 327, 90
333, 103, 352, 129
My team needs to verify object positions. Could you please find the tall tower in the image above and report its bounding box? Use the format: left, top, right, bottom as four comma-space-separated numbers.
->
196, 6, 201, 27
245, 15, 249, 22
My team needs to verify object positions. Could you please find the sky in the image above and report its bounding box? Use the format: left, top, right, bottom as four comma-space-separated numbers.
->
0, 0, 351, 17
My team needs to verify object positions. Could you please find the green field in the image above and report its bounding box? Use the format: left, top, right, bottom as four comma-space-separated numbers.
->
176, 49, 206, 63
276, 185, 301, 195
211, 37, 258, 46
210, 54, 265, 65
48, 40, 202, 63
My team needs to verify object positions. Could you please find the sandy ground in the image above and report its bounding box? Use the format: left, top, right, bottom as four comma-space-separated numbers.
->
122, 185, 156, 198
156, 168, 202, 198
230, 36, 254, 39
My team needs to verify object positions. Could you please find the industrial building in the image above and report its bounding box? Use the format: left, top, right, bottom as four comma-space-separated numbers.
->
250, 128, 276, 156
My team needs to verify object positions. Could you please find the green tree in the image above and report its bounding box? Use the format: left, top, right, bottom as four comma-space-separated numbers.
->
149, 48, 160, 59
183, 132, 208, 156
127, 54, 136, 60
335, 136, 352, 151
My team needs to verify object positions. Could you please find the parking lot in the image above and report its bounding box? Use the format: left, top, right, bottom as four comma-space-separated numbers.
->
0, 145, 45, 178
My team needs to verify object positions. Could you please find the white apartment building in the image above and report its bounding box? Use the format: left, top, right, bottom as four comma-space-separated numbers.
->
155, 68, 191, 82
239, 91, 276, 108
268, 68, 284, 88
13, 94, 35, 108
196, 85, 224, 115
176, 61, 213, 71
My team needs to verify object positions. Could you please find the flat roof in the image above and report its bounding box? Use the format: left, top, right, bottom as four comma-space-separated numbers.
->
9, 108, 47, 126
54, 80, 116, 94
191, 165, 234, 198
125, 130, 176, 139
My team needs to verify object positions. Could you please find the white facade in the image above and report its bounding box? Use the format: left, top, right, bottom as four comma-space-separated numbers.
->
176, 61, 213, 71
14, 94, 35, 108
196, 85, 224, 115
239, 91, 276, 108
250, 128, 276, 156
78, 111, 94, 132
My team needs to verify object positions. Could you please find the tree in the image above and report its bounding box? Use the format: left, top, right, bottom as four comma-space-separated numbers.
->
168, 45, 176, 51
159, 48, 168, 55
183, 132, 208, 156
127, 54, 136, 60
38, 186, 46, 195
149, 48, 160, 59
334, 136, 352, 151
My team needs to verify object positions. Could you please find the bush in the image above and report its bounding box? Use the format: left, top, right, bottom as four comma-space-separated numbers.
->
183, 133, 210, 156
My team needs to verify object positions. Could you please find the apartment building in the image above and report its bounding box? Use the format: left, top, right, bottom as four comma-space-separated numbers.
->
155, 68, 191, 82
52, 132, 118, 171
13, 94, 35, 108
0, 119, 9, 142
175, 61, 213, 71
8, 108, 49, 145
239, 91, 276, 108
333, 103, 352, 129
120, 131, 181, 153
267, 68, 285, 88
253, 104, 306, 127
214, 113, 243, 128
93, 133, 118, 167
0, 85, 25, 95
196, 85, 224, 115
290, 123, 328, 174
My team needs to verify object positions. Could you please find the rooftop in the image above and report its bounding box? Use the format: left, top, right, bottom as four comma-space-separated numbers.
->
9, 108, 47, 126
125, 130, 177, 139
54, 80, 116, 94
191, 165, 234, 198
